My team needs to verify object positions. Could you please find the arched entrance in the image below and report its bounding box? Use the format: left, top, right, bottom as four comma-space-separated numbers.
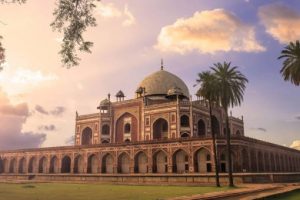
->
211, 116, 220, 136
197, 119, 206, 137
61, 156, 71, 173
116, 113, 138, 143
0, 158, 4, 174
101, 154, 114, 173
18, 158, 26, 174
81, 127, 92, 145
194, 148, 212, 173
241, 149, 249, 172
264, 152, 270, 172
257, 151, 264, 172
28, 157, 37, 173
220, 153, 227, 172
172, 149, 189, 173
87, 154, 98, 174
9, 158, 16, 173
74, 155, 84, 173
153, 151, 167, 173
134, 152, 148, 173
101, 124, 110, 135
38, 157, 47, 173
153, 118, 168, 140
180, 115, 189, 127
118, 153, 130, 174
270, 153, 275, 171
49, 156, 59, 173
250, 150, 257, 172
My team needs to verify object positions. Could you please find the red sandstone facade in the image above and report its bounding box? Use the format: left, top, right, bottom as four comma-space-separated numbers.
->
0, 68, 300, 184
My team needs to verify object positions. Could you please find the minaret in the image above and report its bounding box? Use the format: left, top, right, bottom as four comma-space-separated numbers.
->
161, 59, 164, 70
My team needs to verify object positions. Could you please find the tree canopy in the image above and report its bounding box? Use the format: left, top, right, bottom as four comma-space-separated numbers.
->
278, 40, 300, 86
0, 0, 100, 69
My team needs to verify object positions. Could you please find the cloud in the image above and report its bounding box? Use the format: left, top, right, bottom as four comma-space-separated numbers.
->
0, 89, 46, 150
295, 115, 300, 120
0, 102, 29, 116
122, 5, 136, 27
10, 68, 57, 84
96, 2, 135, 27
35, 105, 66, 116
38, 124, 56, 131
35, 105, 49, 115
65, 136, 74, 145
258, 4, 300, 44
250, 127, 267, 132
290, 140, 300, 150
155, 9, 265, 54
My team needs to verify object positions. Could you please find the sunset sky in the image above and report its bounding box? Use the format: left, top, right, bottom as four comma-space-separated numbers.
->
0, 0, 299, 150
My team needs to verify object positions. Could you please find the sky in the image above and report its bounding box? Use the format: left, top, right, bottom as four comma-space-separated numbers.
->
0, 0, 299, 150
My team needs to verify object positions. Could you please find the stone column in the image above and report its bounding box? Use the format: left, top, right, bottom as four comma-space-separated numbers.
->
98, 154, 102, 174
58, 155, 62, 173
70, 154, 74, 174
167, 153, 173, 173
148, 150, 153, 173
83, 153, 88, 174
189, 148, 194, 173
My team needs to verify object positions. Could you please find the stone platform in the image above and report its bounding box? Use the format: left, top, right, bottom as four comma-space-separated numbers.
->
1, 173, 300, 185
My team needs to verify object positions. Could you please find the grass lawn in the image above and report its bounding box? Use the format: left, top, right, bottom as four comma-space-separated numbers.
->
264, 189, 300, 200
0, 183, 231, 200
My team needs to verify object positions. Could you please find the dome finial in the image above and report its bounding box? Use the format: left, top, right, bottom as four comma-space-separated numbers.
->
161, 58, 164, 70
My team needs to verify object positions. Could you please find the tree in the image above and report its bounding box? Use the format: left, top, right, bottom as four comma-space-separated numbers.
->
195, 71, 220, 187
0, 36, 4, 71
211, 62, 248, 187
0, 0, 100, 68
278, 40, 300, 86
51, 0, 100, 67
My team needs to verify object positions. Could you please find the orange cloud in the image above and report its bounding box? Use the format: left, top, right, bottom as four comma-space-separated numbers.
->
259, 4, 300, 44
290, 140, 300, 150
96, 2, 135, 27
156, 9, 265, 54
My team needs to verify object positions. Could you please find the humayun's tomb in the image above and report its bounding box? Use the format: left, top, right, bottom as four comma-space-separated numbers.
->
1, 65, 300, 184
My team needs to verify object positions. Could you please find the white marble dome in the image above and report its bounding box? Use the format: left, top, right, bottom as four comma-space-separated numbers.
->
137, 69, 189, 98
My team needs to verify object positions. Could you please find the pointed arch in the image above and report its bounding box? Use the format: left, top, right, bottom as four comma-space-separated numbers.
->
264, 152, 270, 172
134, 151, 148, 173
197, 119, 206, 137
101, 153, 114, 173
180, 115, 189, 127
153, 118, 168, 140
38, 156, 47, 173
116, 112, 138, 143
194, 148, 212, 173
117, 152, 130, 174
87, 154, 98, 174
0, 158, 4, 174
49, 156, 59, 173
211, 116, 220, 135
81, 127, 93, 145
101, 124, 110, 135
18, 157, 26, 174
74, 155, 84, 173
241, 148, 249, 172
172, 149, 189, 173
9, 158, 17, 173
257, 151, 264, 172
61, 155, 71, 173
153, 150, 168, 173
28, 157, 37, 173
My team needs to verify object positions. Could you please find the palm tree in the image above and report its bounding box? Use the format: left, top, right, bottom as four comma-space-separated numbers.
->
195, 71, 220, 187
278, 40, 300, 86
211, 62, 248, 187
